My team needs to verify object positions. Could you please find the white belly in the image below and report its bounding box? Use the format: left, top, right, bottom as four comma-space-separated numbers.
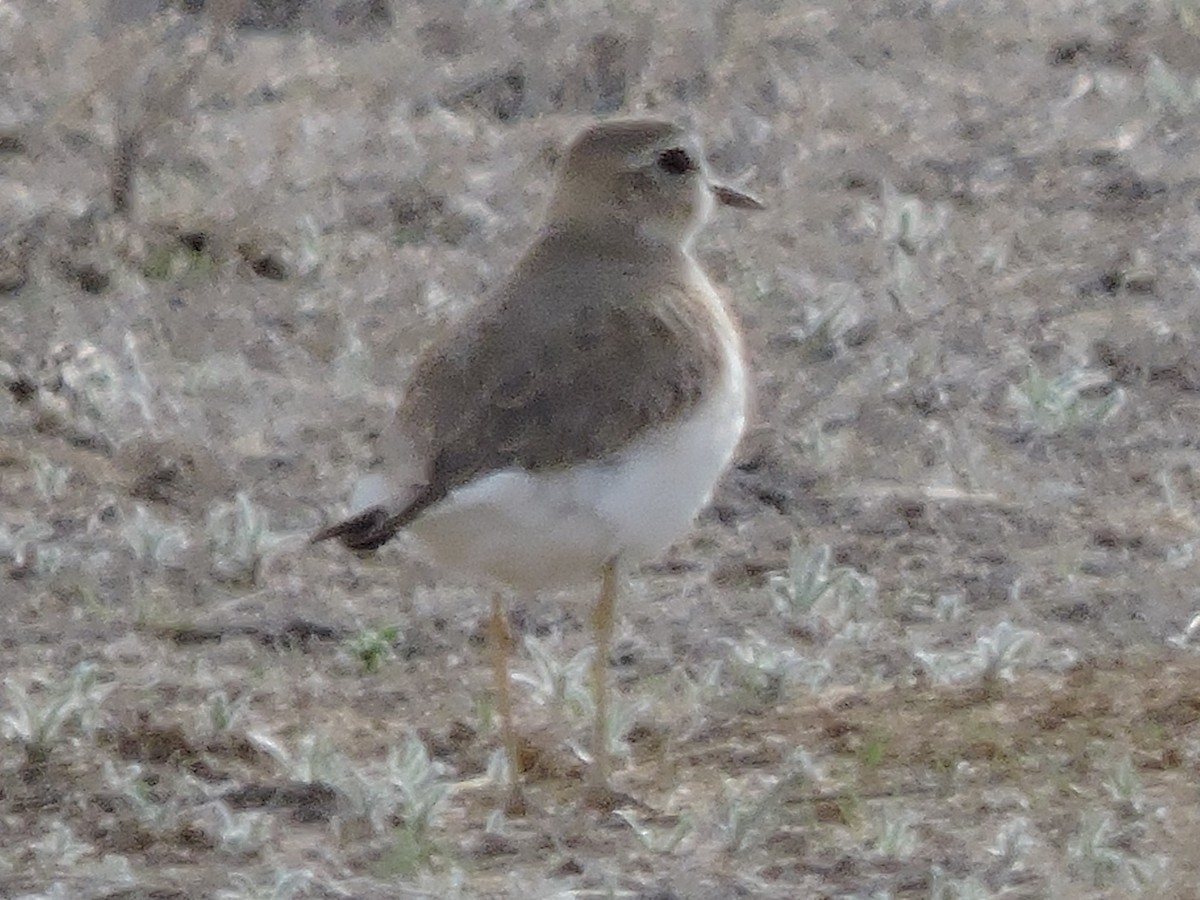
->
409, 327, 747, 592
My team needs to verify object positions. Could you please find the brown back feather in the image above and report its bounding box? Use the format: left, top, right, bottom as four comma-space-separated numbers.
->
322, 228, 730, 549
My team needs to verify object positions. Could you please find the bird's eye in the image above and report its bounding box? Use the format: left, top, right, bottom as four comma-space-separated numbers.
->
657, 147, 695, 176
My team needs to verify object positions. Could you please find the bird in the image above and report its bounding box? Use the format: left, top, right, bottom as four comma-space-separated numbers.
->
312, 118, 762, 811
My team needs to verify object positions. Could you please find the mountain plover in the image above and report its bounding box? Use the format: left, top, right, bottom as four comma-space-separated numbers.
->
313, 118, 761, 809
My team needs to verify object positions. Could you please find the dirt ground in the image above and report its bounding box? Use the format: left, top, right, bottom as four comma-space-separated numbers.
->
2, 1, 1200, 897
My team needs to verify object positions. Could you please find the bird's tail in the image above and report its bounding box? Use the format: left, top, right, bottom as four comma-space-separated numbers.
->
310, 474, 441, 552
311, 473, 400, 551
310, 505, 400, 551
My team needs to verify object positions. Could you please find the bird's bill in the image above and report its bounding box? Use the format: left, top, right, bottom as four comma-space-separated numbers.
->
711, 184, 765, 210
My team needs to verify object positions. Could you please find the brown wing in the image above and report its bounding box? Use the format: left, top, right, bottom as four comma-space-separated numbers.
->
312, 233, 728, 551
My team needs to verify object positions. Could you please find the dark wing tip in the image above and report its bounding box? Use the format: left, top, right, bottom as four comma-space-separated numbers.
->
310, 507, 398, 552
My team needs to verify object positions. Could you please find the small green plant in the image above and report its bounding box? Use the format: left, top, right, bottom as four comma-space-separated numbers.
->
30, 821, 92, 869
216, 868, 314, 900
1067, 810, 1163, 890
2, 661, 111, 767
29, 454, 71, 501
1168, 609, 1200, 649
662, 660, 723, 739
347, 625, 400, 674
204, 800, 272, 858
723, 634, 831, 709
858, 181, 952, 313
0, 521, 61, 578
788, 300, 847, 362
251, 731, 343, 785
904, 589, 964, 624
988, 817, 1034, 878
386, 731, 451, 837
141, 239, 218, 281
199, 690, 252, 736
974, 621, 1038, 691
121, 504, 189, 571
616, 809, 694, 854
872, 809, 916, 859
377, 825, 435, 879
206, 492, 290, 585
859, 731, 889, 770
47, 340, 120, 426
251, 727, 450, 862
1102, 754, 1147, 816
1145, 54, 1200, 117
724, 636, 792, 708
879, 180, 950, 256
719, 749, 820, 852
927, 866, 991, 900
473, 688, 496, 736
513, 634, 593, 717
564, 692, 644, 774
914, 621, 1040, 691
483, 747, 511, 791
1008, 365, 1123, 434
102, 759, 187, 832
374, 733, 451, 875
769, 542, 878, 629
770, 543, 841, 614
332, 322, 373, 394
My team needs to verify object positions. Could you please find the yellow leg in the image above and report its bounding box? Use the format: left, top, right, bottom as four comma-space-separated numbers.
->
590, 558, 619, 789
489, 592, 525, 814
